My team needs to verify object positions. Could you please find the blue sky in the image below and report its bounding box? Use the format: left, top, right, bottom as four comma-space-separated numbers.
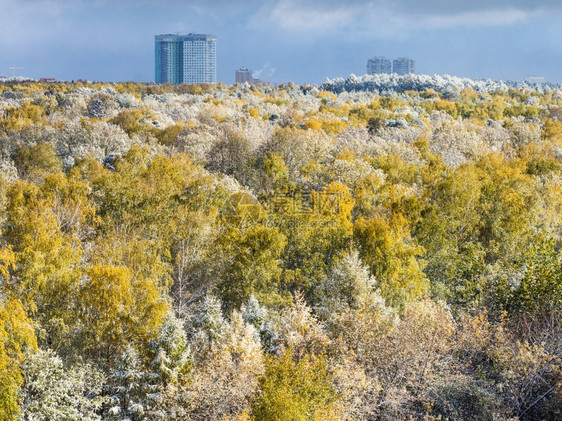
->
0, 0, 561, 84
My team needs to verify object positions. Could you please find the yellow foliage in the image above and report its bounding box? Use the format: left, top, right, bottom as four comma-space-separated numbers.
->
317, 91, 336, 101
251, 91, 266, 99
460, 87, 479, 100
6, 180, 83, 314
155, 122, 185, 146
221, 410, 252, 421
13, 142, 62, 183
211, 114, 227, 122
305, 119, 322, 131
264, 97, 288, 106
420, 89, 440, 99
354, 213, 428, 309
335, 149, 356, 162
80, 265, 134, 344
248, 107, 260, 118
305, 118, 345, 135
253, 351, 340, 421
379, 96, 404, 111
433, 99, 458, 118
80, 264, 167, 354
368, 99, 381, 109
320, 119, 346, 135
466, 116, 487, 126
318, 103, 350, 118
0, 103, 46, 132
109, 108, 156, 136
413, 132, 430, 158
542, 118, 562, 140
0, 298, 36, 421
313, 182, 355, 228
0, 247, 15, 282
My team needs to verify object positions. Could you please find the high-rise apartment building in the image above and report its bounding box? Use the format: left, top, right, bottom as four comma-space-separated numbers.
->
392, 57, 415, 75
155, 33, 216, 84
155, 34, 183, 84
367, 57, 392, 74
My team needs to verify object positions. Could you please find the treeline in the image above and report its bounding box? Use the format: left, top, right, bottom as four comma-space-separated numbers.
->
0, 81, 561, 420
320, 73, 561, 94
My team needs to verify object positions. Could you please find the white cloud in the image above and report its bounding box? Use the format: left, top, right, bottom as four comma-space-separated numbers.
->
253, 63, 276, 79
421, 8, 537, 28
251, 0, 360, 32
245, 1, 553, 40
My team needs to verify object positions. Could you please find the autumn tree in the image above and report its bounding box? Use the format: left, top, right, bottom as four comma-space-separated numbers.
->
354, 213, 428, 310
0, 297, 36, 421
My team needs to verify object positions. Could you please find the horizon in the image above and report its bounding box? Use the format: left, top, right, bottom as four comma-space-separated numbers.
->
1, 0, 561, 84
0, 72, 559, 88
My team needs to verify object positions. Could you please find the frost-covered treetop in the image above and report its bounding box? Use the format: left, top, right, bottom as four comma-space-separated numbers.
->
321, 73, 560, 94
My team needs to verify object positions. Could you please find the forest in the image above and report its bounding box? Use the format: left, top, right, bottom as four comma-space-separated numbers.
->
0, 78, 561, 420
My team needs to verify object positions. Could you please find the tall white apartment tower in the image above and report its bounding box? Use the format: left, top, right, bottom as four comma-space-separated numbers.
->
155, 33, 216, 84
367, 57, 392, 74
392, 57, 415, 75
182, 34, 216, 84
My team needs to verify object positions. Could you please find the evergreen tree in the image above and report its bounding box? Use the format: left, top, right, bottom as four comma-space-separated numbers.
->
20, 349, 105, 421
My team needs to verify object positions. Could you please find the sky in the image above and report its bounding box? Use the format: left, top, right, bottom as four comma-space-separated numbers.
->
0, 0, 561, 84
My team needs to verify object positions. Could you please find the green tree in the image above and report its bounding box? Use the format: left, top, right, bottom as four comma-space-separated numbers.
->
12, 142, 62, 183
109, 108, 156, 137
4, 179, 84, 349
504, 238, 562, 313
218, 224, 287, 310
253, 350, 340, 421
354, 213, 428, 310
78, 265, 167, 360
276, 183, 354, 303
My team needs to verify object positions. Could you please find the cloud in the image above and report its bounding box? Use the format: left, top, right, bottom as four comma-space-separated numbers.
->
264, 0, 359, 31
252, 63, 276, 80
358, 0, 560, 16
247, 0, 558, 35
421, 8, 535, 29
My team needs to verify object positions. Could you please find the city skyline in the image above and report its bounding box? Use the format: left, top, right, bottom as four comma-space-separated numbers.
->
367, 56, 416, 76
1, 0, 562, 84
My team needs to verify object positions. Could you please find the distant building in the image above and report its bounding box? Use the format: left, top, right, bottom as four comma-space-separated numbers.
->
236, 67, 253, 83
155, 33, 216, 84
525, 76, 544, 84
367, 56, 392, 74
155, 34, 183, 84
235, 67, 271, 86
252, 80, 271, 87
392, 57, 415, 75
39, 78, 56, 83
